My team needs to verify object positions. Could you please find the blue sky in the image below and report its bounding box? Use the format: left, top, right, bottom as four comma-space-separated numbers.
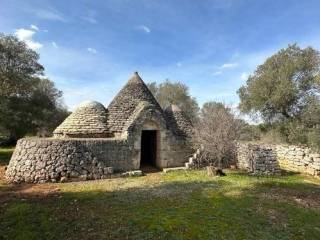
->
1, 0, 320, 111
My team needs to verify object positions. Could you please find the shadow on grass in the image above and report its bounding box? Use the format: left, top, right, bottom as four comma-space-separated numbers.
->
0, 172, 319, 240
0, 147, 14, 166
229, 169, 300, 178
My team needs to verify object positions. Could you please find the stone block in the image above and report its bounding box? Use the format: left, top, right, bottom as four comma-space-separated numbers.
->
122, 170, 142, 177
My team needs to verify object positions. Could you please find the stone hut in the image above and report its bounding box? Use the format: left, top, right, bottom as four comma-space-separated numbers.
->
6, 72, 194, 183
53, 101, 110, 138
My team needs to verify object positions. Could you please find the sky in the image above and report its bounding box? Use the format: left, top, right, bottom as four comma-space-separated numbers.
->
1, 0, 320, 113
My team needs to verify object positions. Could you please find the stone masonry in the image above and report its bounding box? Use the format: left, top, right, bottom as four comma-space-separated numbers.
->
237, 143, 320, 177
236, 143, 281, 175
53, 101, 110, 138
275, 145, 320, 176
5, 138, 133, 183
5, 72, 194, 183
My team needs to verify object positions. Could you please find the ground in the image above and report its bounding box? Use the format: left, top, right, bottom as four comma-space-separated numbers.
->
0, 148, 320, 240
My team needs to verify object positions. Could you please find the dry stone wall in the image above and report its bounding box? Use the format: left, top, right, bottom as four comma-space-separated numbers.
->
237, 143, 320, 177
6, 137, 136, 183
275, 145, 320, 176
236, 143, 281, 175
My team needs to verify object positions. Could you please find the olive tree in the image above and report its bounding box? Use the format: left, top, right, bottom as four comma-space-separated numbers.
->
238, 44, 320, 123
0, 34, 68, 143
238, 44, 320, 148
147, 80, 199, 122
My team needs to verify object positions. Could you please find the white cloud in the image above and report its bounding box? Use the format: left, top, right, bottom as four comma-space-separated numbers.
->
52, 41, 58, 49
137, 25, 151, 33
240, 72, 249, 80
15, 28, 43, 50
87, 47, 97, 54
15, 28, 34, 40
212, 71, 222, 76
30, 24, 39, 31
220, 62, 238, 69
43, 29, 49, 33
34, 9, 66, 22
27, 41, 43, 50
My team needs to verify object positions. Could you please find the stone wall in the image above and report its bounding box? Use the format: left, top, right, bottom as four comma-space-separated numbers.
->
236, 143, 281, 175
275, 145, 320, 176
6, 138, 136, 183
237, 143, 320, 177
6, 131, 193, 183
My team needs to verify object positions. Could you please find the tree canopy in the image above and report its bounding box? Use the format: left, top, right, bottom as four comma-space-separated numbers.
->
238, 44, 320, 123
147, 80, 199, 122
238, 44, 320, 149
0, 34, 68, 142
0, 34, 44, 97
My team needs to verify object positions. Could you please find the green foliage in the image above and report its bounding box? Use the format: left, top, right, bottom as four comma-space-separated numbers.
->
0, 34, 44, 97
282, 123, 320, 151
147, 80, 199, 122
236, 120, 261, 142
307, 129, 320, 151
257, 121, 320, 151
201, 101, 228, 116
0, 34, 69, 140
300, 96, 320, 127
1, 170, 320, 239
238, 44, 320, 149
238, 44, 320, 123
259, 124, 288, 144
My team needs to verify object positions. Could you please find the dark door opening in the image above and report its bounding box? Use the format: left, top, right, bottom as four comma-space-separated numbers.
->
140, 130, 157, 168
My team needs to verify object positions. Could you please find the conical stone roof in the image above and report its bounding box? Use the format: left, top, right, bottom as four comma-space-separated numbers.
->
107, 72, 164, 133
53, 101, 109, 138
164, 104, 193, 138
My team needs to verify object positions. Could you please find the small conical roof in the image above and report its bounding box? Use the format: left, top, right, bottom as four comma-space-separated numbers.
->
165, 104, 193, 138
53, 101, 109, 138
107, 72, 163, 133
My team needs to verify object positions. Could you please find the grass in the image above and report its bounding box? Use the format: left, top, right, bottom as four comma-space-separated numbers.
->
0, 147, 14, 166
0, 147, 320, 239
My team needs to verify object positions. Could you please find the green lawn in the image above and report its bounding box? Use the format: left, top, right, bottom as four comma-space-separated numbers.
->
0, 147, 320, 240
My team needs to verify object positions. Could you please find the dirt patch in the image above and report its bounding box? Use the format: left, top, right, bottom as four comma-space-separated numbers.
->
0, 165, 6, 182
259, 187, 320, 210
0, 166, 60, 203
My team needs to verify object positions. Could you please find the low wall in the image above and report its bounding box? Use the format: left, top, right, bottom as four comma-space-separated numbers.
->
236, 144, 281, 175
275, 145, 320, 176
5, 138, 136, 183
237, 143, 320, 177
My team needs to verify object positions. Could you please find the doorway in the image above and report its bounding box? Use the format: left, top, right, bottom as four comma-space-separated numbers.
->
140, 130, 158, 169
